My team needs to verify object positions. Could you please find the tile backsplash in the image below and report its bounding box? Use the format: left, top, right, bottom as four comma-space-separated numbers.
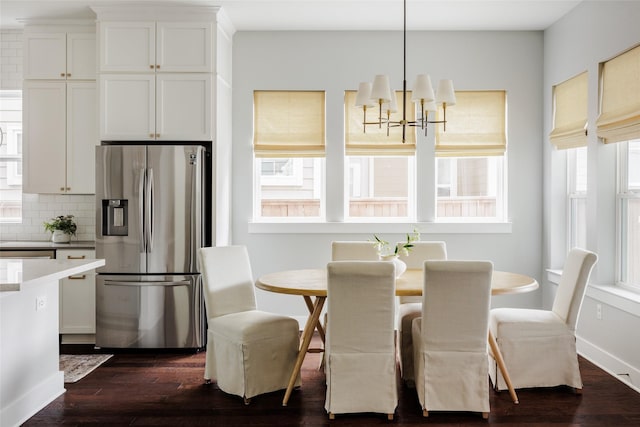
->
0, 194, 96, 242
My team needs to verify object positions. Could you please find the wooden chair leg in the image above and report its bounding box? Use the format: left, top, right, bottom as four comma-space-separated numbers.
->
328, 413, 335, 420
573, 387, 583, 395
482, 412, 489, 419
243, 397, 251, 405
422, 409, 429, 417
387, 414, 394, 420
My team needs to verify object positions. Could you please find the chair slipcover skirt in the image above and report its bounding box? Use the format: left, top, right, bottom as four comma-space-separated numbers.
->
210, 310, 300, 399
489, 308, 582, 390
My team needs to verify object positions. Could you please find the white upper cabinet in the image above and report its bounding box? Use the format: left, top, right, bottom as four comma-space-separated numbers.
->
22, 22, 97, 195
23, 80, 97, 194
99, 21, 212, 73
100, 73, 211, 141
100, 74, 156, 140
24, 31, 96, 80
156, 73, 212, 140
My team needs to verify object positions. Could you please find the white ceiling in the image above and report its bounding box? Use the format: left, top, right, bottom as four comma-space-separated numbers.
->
0, 0, 584, 31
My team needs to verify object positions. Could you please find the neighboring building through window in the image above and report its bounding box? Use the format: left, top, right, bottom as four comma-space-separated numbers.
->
436, 156, 503, 219
0, 90, 22, 222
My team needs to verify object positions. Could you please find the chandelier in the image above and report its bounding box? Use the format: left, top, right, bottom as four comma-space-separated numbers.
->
354, 0, 456, 143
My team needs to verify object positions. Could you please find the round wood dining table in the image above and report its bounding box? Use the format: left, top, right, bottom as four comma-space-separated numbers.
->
255, 268, 538, 406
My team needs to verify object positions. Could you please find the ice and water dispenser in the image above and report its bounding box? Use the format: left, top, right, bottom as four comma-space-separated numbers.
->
102, 199, 128, 236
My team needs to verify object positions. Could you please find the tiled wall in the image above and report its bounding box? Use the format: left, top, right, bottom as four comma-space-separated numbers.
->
0, 30, 23, 90
0, 194, 96, 242
0, 29, 96, 242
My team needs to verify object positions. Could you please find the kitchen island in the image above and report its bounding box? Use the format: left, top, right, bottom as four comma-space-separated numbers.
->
0, 257, 105, 427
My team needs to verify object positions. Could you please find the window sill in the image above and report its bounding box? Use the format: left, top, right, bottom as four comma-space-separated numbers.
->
546, 269, 640, 317
248, 221, 512, 234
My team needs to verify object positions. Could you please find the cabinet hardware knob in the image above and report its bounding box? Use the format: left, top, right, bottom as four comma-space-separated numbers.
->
68, 275, 87, 280
60, 73, 65, 77
149, 133, 154, 138
156, 133, 160, 138
156, 65, 160, 69
60, 187, 65, 191
67, 73, 71, 77
150, 65, 154, 69
66, 187, 71, 191
67, 255, 86, 259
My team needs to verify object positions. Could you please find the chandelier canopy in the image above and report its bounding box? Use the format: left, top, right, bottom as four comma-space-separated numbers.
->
354, 0, 456, 143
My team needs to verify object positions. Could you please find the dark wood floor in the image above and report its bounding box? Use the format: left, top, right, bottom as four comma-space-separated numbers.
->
24, 335, 640, 426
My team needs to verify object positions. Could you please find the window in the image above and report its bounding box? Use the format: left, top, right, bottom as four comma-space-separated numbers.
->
253, 91, 325, 219
596, 45, 640, 291
347, 156, 414, 218
568, 147, 587, 249
434, 91, 507, 221
618, 139, 640, 291
344, 90, 416, 219
0, 90, 22, 223
436, 156, 503, 219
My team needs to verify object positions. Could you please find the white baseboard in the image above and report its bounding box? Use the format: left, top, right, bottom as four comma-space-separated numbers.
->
577, 336, 640, 394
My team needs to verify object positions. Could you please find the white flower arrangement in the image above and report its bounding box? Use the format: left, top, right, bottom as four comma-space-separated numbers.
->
372, 227, 421, 257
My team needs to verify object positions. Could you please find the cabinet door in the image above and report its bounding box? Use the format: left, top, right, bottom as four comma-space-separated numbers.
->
99, 21, 155, 72
23, 33, 67, 79
23, 81, 66, 194
156, 74, 212, 140
67, 33, 97, 80
100, 74, 155, 140
156, 22, 213, 72
58, 249, 97, 335
67, 82, 97, 194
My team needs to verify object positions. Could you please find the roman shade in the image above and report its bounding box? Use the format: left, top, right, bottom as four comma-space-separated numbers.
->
435, 91, 507, 157
253, 90, 326, 157
550, 72, 588, 149
345, 90, 416, 155
596, 45, 640, 144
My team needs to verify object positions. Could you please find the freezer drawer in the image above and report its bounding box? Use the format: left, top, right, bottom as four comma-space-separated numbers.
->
96, 274, 205, 349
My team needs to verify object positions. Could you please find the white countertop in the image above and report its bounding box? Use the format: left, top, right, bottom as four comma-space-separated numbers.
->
0, 258, 105, 292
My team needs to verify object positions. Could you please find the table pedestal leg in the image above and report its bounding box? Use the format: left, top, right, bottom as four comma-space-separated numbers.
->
303, 295, 325, 343
488, 330, 519, 404
282, 296, 326, 406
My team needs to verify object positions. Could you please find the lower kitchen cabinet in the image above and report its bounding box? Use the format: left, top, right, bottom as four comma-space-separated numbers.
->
57, 249, 96, 344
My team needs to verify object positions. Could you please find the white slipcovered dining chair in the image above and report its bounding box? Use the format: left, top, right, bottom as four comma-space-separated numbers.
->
489, 248, 597, 392
325, 261, 398, 420
412, 260, 493, 419
396, 241, 447, 386
197, 245, 300, 403
331, 241, 380, 261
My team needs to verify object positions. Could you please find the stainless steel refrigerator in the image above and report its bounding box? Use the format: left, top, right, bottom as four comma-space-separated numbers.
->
95, 143, 211, 349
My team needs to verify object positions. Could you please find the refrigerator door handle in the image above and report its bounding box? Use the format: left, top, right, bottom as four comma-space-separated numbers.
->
104, 280, 192, 287
146, 168, 154, 252
138, 168, 146, 253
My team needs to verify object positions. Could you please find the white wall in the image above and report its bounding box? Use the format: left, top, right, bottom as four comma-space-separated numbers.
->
232, 30, 544, 320
543, 1, 640, 388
